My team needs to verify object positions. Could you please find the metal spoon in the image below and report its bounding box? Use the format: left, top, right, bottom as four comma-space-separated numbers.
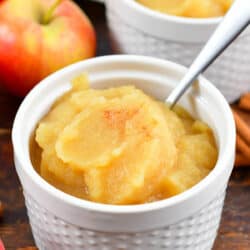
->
166, 0, 250, 108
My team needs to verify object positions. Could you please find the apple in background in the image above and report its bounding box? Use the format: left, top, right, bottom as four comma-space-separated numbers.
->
0, 0, 96, 97
0, 239, 5, 250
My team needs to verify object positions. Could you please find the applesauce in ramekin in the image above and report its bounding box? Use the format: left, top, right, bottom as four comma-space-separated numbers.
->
30, 74, 217, 205
136, 0, 233, 18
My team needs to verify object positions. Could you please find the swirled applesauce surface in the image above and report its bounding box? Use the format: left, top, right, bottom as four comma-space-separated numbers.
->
30, 74, 218, 205
136, 0, 232, 18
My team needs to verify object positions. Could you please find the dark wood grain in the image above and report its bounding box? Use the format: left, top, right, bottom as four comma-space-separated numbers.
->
0, 1, 249, 249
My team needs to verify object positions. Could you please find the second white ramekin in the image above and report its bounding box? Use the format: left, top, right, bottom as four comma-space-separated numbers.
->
12, 55, 235, 250
105, 0, 250, 103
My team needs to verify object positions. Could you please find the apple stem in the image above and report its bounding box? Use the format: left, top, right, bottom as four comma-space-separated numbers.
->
43, 0, 62, 24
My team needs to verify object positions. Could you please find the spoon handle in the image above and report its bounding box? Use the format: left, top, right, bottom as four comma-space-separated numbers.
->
166, 0, 250, 107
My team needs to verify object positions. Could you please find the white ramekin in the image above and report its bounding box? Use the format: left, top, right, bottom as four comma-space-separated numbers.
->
12, 55, 235, 250
104, 0, 250, 103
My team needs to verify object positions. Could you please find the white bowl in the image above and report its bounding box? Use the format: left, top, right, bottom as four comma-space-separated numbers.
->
12, 55, 235, 250
105, 0, 250, 103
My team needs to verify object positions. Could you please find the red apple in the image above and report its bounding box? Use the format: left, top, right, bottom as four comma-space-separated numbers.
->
0, 239, 5, 250
0, 0, 96, 96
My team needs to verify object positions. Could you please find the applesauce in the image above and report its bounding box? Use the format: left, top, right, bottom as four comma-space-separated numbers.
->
30, 74, 218, 205
136, 0, 233, 18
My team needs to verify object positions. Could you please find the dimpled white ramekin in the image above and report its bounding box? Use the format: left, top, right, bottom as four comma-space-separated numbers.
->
104, 0, 250, 103
12, 55, 235, 250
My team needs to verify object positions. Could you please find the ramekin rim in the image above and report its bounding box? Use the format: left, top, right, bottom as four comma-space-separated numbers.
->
12, 55, 235, 214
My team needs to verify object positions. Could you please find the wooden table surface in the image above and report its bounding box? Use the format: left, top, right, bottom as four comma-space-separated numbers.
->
0, 1, 250, 249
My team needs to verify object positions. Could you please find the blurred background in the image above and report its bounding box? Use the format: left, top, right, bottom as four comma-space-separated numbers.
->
0, 1, 249, 250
